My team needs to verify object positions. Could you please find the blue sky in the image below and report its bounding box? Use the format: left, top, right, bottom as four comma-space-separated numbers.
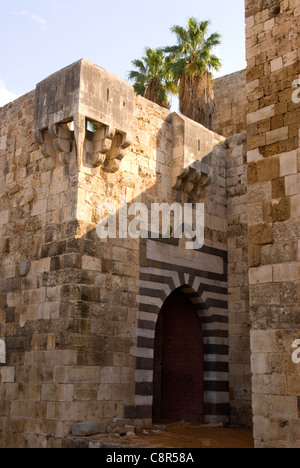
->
0, 0, 246, 107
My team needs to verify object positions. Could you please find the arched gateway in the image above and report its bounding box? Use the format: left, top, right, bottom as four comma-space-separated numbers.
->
126, 243, 230, 425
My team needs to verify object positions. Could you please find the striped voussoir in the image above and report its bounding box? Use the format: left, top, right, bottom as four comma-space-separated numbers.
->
125, 243, 229, 423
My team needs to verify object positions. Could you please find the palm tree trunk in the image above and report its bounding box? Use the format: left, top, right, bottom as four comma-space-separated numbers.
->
179, 71, 215, 130
144, 82, 170, 109
144, 82, 158, 104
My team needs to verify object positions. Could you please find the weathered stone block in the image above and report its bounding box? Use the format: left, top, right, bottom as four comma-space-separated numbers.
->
0, 367, 14, 383
82, 256, 102, 272
249, 265, 273, 284
280, 150, 298, 176
285, 173, 300, 196
273, 263, 299, 282
247, 104, 275, 124
18, 258, 31, 277
291, 194, 300, 217
266, 127, 288, 145
19, 188, 36, 206
268, 396, 298, 419
247, 162, 258, 184
69, 367, 98, 383
0, 210, 9, 226
248, 203, 263, 225
72, 422, 107, 436
272, 177, 285, 198
256, 156, 280, 182
0, 238, 9, 253
248, 223, 274, 245
248, 181, 272, 203
100, 367, 121, 385
252, 394, 268, 417
74, 384, 98, 401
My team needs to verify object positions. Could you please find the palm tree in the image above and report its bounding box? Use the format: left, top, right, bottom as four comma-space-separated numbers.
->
164, 18, 222, 130
128, 48, 177, 109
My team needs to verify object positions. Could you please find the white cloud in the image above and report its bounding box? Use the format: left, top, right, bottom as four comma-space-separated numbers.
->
30, 14, 46, 29
0, 80, 18, 107
12, 10, 46, 30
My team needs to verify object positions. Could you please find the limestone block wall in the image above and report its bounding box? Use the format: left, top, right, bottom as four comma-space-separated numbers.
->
226, 132, 252, 427
245, 0, 300, 448
214, 70, 247, 138
0, 92, 80, 448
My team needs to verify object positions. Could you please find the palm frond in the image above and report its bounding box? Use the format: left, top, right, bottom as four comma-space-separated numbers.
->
207, 54, 222, 72
167, 59, 187, 80
163, 45, 182, 55
198, 19, 210, 34
128, 47, 177, 107
171, 25, 189, 44
164, 17, 222, 79
204, 32, 222, 49
128, 70, 145, 81
131, 59, 147, 74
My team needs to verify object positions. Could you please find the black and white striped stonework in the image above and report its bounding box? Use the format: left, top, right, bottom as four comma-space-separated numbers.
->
125, 240, 229, 424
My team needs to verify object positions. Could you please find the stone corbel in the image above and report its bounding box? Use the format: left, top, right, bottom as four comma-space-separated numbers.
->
48, 123, 73, 165
173, 162, 211, 195
106, 132, 132, 173
33, 129, 49, 158
90, 125, 115, 167
88, 124, 132, 172
33, 123, 73, 165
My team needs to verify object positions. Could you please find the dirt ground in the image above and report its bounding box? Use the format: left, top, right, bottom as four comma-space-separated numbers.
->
134, 422, 254, 449
66, 421, 254, 449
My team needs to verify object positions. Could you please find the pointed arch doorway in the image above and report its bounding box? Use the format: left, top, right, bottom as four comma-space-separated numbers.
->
153, 287, 204, 423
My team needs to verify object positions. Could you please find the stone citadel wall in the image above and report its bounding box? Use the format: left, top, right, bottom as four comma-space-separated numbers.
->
214, 70, 247, 138
1, 0, 299, 447
0, 60, 252, 447
245, 0, 300, 448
